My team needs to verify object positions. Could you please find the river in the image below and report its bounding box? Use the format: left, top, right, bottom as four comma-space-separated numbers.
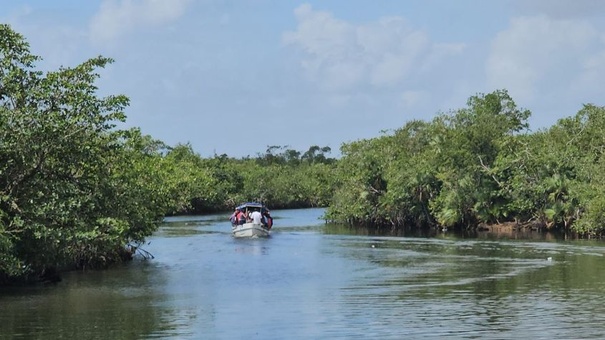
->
2, 208, 605, 339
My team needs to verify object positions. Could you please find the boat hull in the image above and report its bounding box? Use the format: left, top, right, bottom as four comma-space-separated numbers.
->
232, 223, 271, 238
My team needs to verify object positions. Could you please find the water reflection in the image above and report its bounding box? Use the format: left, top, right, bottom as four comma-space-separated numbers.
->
0, 262, 171, 339
4, 208, 605, 339
323, 221, 571, 242
321, 233, 605, 338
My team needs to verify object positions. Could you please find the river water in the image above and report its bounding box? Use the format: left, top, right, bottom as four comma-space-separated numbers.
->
3, 208, 605, 339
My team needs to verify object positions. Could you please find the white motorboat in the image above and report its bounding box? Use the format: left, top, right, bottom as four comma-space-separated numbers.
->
229, 202, 273, 238
231, 222, 271, 238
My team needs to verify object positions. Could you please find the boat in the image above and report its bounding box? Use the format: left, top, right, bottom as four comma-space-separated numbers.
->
230, 202, 273, 238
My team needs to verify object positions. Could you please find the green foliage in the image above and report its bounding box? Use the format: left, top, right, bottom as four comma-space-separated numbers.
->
327, 90, 605, 236
6, 21, 605, 285
0, 25, 337, 284
554, 105, 605, 235
427, 90, 530, 227
327, 90, 532, 230
256, 145, 335, 166
151, 144, 339, 214
0, 25, 170, 282
326, 137, 387, 226
326, 91, 605, 235
161, 143, 217, 214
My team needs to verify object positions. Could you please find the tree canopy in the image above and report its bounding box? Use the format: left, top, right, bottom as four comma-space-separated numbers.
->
0, 25, 174, 283
326, 89, 605, 237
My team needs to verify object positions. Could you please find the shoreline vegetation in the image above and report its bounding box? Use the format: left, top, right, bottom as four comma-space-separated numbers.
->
2, 25, 605, 285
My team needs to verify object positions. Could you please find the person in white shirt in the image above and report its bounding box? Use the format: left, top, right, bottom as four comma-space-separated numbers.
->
249, 210, 262, 225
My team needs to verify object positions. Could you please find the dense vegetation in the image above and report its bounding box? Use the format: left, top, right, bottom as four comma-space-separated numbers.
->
3, 24, 605, 285
326, 90, 605, 237
167, 143, 337, 214
0, 24, 336, 284
0, 25, 181, 283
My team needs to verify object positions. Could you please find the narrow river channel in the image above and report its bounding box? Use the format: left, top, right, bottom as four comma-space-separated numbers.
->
3, 208, 605, 339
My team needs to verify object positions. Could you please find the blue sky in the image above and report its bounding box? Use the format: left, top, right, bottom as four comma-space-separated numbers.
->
2, 0, 605, 157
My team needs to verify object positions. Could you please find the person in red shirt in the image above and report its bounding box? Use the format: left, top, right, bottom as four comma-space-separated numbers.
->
230, 208, 248, 225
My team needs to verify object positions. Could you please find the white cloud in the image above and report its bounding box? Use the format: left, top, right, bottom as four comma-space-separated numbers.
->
573, 34, 605, 98
2, 5, 89, 70
89, 0, 191, 45
326, 94, 352, 107
513, 0, 605, 19
283, 4, 463, 92
486, 15, 597, 103
398, 90, 429, 109
419, 43, 466, 73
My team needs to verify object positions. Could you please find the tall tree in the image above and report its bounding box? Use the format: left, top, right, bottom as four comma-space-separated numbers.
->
0, 25, 169, 282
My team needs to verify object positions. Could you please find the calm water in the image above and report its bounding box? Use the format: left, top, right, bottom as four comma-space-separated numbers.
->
3, 208, 605, 339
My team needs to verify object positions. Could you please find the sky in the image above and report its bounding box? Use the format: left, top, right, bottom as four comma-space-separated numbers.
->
2, 0, 605, 158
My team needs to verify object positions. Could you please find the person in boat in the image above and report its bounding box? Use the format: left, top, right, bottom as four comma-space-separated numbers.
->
249, 208, 263, 225
262, 210, 273, 230
230, 208, 247, 225
237, 209, 247, 225
229, 208, 238, 225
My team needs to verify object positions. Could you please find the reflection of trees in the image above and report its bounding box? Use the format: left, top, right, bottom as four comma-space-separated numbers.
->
0, 262, 171, 339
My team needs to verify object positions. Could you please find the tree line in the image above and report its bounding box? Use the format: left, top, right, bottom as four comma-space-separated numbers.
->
2, 24, 605, 284
326, 90, 605, 238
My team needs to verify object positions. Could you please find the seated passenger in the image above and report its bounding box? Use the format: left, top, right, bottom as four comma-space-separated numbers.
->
262, 211, 273, 230
249, 209, 262, 225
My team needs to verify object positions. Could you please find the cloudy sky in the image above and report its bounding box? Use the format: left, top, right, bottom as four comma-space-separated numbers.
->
2, 0, 605, 157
